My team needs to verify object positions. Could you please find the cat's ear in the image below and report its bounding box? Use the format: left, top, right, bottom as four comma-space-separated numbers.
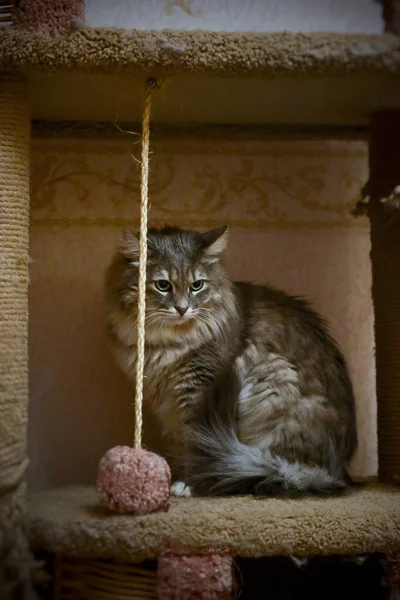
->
118, 228, 140, 264
202, 226, 229, 262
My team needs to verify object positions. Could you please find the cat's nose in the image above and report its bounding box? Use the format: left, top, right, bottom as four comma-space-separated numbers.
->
175, 306, 188, 316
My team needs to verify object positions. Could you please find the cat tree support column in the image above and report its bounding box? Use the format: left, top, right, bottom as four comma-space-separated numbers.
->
0, 74, 35, 598
157, 545, 234, 599
369, 110, 400, 486
368, 110, 400, 598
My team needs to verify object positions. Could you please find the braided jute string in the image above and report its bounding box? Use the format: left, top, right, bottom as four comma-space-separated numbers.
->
134, 78, 157, 449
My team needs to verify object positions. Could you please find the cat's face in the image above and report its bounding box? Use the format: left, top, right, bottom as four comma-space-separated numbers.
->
108, 226, 231, 343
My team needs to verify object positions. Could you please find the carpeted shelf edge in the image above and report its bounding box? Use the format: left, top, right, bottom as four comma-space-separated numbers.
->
27, 484, 400, 563
0, 28, 399, 77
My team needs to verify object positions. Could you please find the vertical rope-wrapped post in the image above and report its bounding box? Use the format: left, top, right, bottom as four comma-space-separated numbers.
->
368, 110, 400, 484
0, 74, 36, 598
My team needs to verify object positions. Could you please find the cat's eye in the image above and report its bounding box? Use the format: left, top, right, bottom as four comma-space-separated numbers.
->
190, 280, 204, 292
154, 280, 172, 292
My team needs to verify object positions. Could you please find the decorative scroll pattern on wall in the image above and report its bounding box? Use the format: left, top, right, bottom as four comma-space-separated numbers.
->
31, 139, 367, 230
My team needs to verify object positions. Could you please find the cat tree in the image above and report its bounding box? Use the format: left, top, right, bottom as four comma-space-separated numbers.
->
1, 1, 400, 598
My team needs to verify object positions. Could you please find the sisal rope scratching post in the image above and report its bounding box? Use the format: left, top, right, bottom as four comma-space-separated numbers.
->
0, 74, 38, 599
97, 78, 171, 515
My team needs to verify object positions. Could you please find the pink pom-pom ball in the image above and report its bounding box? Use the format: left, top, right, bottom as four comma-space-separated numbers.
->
97, 446, 171, 514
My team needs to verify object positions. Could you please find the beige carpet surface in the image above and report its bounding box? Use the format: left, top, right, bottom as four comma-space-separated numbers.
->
27, 485, 400, 562
0, 29, 399, 76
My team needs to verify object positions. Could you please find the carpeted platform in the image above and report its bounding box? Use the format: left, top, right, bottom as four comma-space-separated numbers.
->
27, 484, 400, 563
0, 28, 399, 76
2, 28, 399, 125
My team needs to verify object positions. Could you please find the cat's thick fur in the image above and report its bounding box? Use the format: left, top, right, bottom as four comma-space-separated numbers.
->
105, 226, 357, 496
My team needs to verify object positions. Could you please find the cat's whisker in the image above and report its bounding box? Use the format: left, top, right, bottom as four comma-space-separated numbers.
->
145, 315, 163, 328
196, 309, 229, 339
151, 316, 169, 339
195, 313, 223, 338
145, 313, 160, 322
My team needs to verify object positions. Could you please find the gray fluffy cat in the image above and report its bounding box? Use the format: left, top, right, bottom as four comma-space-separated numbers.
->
105, 226, 357, 497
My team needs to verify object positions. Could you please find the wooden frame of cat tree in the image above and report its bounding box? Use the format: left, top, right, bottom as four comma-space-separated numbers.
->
1, 1, 400, 598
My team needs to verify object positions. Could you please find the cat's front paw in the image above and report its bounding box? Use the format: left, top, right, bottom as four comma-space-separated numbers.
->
171, 481, 192, 498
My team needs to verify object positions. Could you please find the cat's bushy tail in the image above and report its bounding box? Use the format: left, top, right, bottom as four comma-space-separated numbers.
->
184, 368, 347, 496
185, 424, 347, 495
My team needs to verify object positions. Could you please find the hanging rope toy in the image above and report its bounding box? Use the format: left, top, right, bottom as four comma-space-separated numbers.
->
97, 78, 171, 515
